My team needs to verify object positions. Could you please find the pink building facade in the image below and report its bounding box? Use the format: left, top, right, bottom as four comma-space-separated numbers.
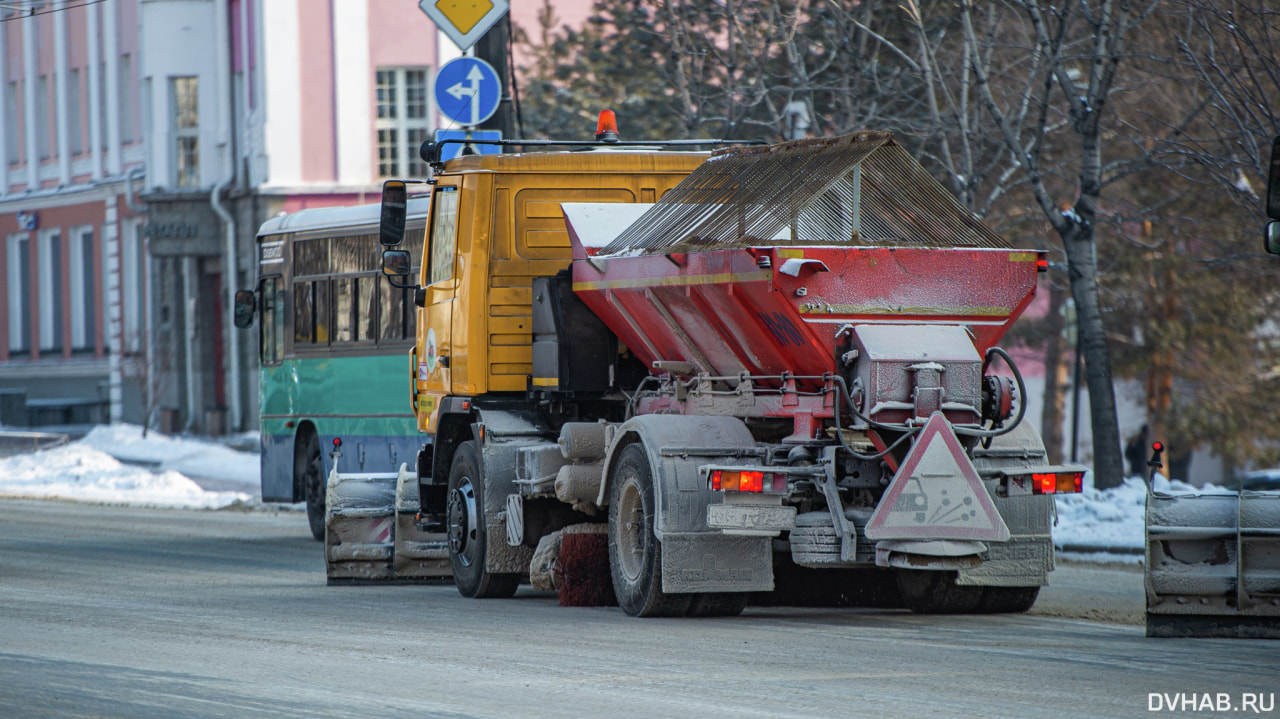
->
0, 0, 444, 434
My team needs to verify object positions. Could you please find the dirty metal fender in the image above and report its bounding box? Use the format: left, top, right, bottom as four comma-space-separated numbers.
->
961, 419, 1056, 587
473, 408, 552, 575
596, 414, 756, 537
598, 414, 773, 594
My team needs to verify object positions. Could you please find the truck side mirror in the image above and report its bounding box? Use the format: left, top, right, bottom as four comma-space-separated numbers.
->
380, 180, 407, 247
382, 249, 412, 277
1267, 221, 1280, 256
233, 289, 255, 328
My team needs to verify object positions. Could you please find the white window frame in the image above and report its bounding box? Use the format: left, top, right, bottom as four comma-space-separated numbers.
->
375, 67, 432, 179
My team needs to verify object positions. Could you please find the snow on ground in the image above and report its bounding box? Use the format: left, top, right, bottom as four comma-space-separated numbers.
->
0, 424, 265, 510
1052, 473, 1233, 562
0, 424, 1245, 554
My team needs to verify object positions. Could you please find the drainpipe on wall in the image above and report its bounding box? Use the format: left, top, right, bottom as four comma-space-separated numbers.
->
211, 177, 240, 433
124, 166, 150, 428
183, 256, 198, 432
212, 0, 241, 433
125, 166, 146, 212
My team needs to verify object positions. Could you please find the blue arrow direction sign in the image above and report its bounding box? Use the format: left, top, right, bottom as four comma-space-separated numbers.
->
434, 57, 501, 127
435, 129, 502, 161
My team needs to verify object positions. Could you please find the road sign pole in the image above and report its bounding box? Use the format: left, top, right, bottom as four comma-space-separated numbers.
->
474, 15, 514, 141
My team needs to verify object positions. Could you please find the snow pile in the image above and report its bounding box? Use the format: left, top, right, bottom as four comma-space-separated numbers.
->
0, 424, 258, 509
78, 424, 259, 484
1052, 474, 1234, 559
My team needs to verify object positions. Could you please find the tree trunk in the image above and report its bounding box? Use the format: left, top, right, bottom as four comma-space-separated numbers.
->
1061, 224, 1124, 488
1040, 281, 1068, 465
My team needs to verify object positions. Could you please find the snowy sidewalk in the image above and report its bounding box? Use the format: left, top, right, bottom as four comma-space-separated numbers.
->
0, 424, 265, 510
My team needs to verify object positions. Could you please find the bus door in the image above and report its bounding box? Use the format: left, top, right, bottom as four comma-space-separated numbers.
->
418, 183, 460, 430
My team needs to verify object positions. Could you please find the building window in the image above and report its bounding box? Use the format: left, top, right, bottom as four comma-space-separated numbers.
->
6, 234, 29, 353
119, 54, 132, 144
69, 68, 82, 156
37, 75, 49, 160
99, 62, 107, 151
121, 218, 144, 353
6, 81, 19, 164
171, 76, 198, 187
375, 67, 431, 179
70, 226, 94, 350
37, 228, 62, 352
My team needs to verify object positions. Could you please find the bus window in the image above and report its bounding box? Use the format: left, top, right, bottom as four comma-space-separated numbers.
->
334, 277, 354, 343
333, 234, 378, 273
294, 279, 314, 344
428, 187, 459, 285
294, 237, 327, 276
359, 276, 377, 341
380, 277, 405, 340
260, 276, 284, 365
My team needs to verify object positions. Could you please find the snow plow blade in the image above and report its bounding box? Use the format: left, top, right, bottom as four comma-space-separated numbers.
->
324, 464, 452, 585
1145, 490, 1280, 638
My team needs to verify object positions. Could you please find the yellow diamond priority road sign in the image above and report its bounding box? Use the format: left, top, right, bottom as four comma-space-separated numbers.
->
419, 0, 510, 52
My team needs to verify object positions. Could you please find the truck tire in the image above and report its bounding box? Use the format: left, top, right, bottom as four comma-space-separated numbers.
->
895, 569, 984, 614
302, 433, 325, 542
447, 441, 519, 599
608, 443, 691, 617
686, 592, 748, 617
978, 586, 1040, 614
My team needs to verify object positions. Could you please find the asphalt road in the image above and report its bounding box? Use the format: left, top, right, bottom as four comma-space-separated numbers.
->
0, 499, 1275, 718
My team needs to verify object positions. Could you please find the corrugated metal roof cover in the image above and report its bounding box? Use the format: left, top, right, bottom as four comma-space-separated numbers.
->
599, 131, 1009, 255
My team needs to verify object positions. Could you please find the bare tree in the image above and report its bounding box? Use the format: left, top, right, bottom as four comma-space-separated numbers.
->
945, 0, 1173, 487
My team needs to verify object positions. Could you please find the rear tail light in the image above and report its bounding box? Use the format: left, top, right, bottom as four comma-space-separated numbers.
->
1000, 468, 1085, 497
1031, 471, 1084, 494
710, 469, 786, 493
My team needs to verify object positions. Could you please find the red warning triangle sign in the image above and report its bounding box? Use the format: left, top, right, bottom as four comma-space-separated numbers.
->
865, 413, 1010, 542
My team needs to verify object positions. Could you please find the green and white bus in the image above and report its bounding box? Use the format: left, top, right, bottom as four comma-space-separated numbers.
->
245, 199, 428, 539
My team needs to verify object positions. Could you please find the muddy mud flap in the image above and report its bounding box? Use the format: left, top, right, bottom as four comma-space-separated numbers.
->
1145, 491, 1280, 638
325, 464, 449, 584
393, 468, 452, 581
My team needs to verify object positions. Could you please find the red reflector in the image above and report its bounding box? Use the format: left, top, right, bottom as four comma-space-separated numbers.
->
1036, 258, 1049, 272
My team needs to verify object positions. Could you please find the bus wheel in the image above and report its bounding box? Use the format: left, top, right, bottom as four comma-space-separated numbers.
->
302, 434, 325, 541
608, 443, 691, 617
446, 440, 519, 599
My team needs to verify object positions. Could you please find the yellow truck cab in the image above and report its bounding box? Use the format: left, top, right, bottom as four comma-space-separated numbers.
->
412, 150, 705, 429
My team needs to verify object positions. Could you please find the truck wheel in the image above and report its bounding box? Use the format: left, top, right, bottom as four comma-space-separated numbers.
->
895, 569, 983, 614
977, 586, 1040, 614
608, 443, 691, 617
686, 593, 748, 617
447, 441, 519, 599
302, 434, 325, 542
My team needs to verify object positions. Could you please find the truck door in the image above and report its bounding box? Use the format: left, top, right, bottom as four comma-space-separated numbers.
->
417, 184, 460, 430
